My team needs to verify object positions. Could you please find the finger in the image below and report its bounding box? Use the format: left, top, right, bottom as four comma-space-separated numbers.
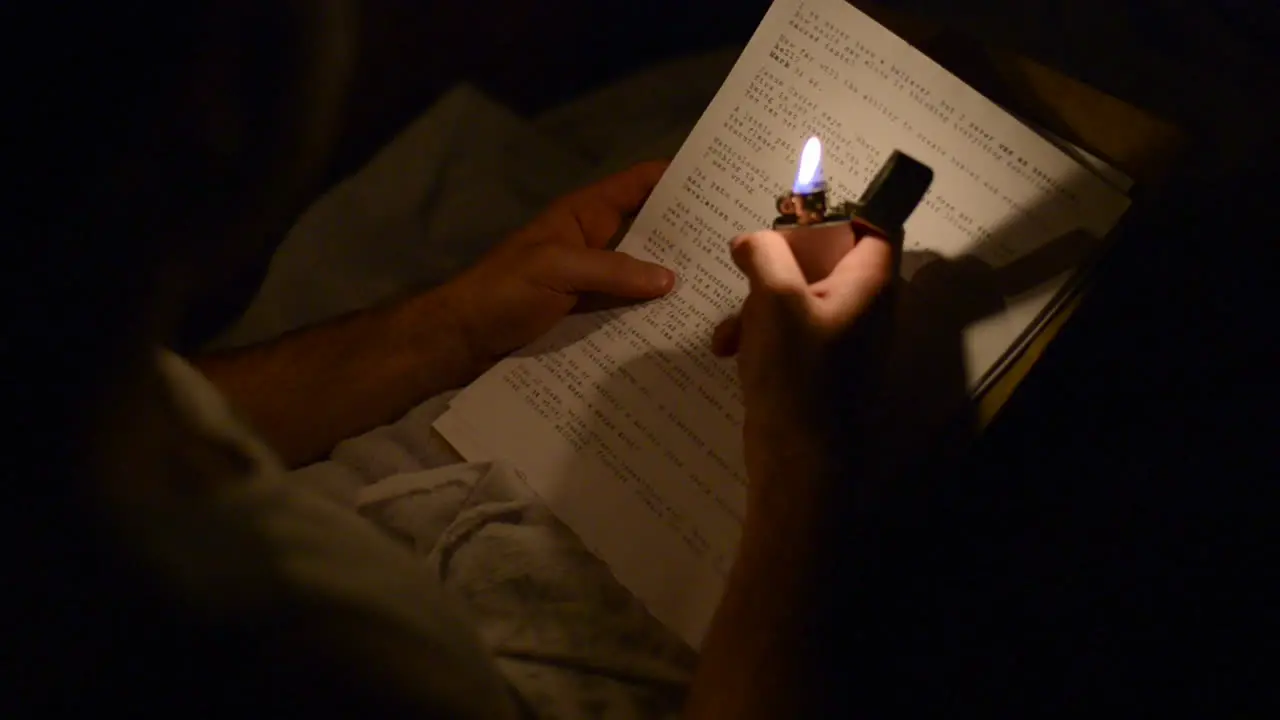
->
809, 233, 895, 326
566, 161, 669, 248
711, 314, 742, 357
548, 246, 676, 299
730, 231, 807, 296
581, 160, 668, 214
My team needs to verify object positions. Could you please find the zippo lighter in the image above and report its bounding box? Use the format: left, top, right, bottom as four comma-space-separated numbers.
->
773, 137, 933, 281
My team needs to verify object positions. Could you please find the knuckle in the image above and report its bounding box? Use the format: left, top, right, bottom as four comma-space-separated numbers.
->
525, 241, 567, 268
532, 241, 566, 259
761, 278, 805, 298
762, 285, 812, 318
635, 159, 669, 176
544, 193, 584, 218
740, 229, 785, 246
730, 231, 770, 262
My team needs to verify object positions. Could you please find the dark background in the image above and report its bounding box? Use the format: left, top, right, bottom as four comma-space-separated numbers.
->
187, 0, 1276, 712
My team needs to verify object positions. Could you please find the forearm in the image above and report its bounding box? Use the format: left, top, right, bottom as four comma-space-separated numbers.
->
685, 447, 866, 719
193, 286, 483, 467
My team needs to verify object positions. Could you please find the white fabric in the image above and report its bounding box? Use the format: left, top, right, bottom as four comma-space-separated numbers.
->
190, 57, 752, 715
146, 349, 697, 717
135, 352, 522, 718
293, 392, 697, 719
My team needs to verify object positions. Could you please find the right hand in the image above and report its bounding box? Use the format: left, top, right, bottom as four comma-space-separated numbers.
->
711, 230, 897, 495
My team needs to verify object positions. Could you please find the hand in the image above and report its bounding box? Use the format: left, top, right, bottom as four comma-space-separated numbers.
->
711, 230, 896, 492
441, 161, 676, 365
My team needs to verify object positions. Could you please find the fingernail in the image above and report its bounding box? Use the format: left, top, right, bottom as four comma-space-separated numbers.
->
654, 267, 677, 292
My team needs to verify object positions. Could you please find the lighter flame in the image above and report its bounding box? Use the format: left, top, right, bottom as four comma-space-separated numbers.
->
793, 136, 823, 192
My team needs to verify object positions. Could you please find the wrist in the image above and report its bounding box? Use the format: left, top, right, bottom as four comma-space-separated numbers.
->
392, 285, 490, 389
742, 417, 899, 541
743, 428, 832, 524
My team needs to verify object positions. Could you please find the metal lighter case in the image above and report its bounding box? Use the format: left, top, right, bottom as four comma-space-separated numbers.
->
773, 145, 934, 282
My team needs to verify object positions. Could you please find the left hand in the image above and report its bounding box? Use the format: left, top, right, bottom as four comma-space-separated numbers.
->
441, 161, 676, 364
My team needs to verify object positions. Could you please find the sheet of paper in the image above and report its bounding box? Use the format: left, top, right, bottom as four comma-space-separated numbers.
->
438, 0, 1130, 646
1026, 120, 1134, 193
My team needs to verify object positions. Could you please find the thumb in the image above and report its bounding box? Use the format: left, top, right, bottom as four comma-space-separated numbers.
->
548, 246, 676, 299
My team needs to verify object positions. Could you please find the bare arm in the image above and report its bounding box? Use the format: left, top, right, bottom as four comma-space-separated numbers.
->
689, 229, 900, 718
193, 287, 481, 468
195, 162, 674, 468
685, 448, 853, 718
